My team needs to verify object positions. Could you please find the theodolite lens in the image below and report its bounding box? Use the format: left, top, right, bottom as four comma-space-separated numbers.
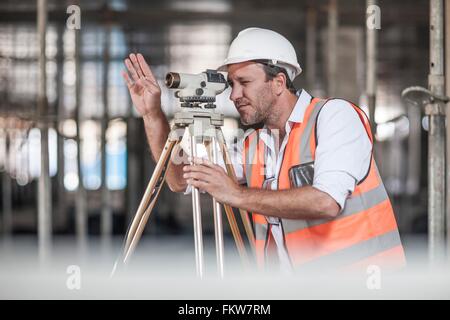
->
165, 72, 180, 88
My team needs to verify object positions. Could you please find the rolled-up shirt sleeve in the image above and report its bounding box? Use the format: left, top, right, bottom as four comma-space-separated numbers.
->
312, 99, 372, 210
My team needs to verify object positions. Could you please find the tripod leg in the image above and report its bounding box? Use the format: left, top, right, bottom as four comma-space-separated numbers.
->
122, 137, 178, 263
222, 204, 250, 269
205, 134, 249, 270
206, 137, 225, 278
217, 129, 256, 255
191, 136, 204, 278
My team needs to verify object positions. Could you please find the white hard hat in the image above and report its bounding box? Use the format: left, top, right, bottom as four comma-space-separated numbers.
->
218, 27, 302, 81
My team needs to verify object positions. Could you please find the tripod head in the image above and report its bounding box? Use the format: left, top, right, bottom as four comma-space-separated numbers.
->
165, 69, 228, 107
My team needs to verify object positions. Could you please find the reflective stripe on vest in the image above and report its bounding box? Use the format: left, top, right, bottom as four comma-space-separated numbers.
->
243, 98, 406, 270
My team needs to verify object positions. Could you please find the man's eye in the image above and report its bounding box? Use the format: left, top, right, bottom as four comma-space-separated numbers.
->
241, 81, 250, 85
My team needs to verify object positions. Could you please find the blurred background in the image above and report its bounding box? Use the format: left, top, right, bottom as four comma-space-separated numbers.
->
0, 0, 448, 287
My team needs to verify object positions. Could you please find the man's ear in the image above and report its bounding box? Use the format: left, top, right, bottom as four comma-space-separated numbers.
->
273, 72, 287, 96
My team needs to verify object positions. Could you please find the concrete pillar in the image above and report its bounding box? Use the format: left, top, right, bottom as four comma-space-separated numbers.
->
327, 0, 338, 96
366, 0, 378, 137
306, 6, 317, 91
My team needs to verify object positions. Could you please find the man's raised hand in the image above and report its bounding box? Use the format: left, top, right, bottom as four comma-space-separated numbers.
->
122, 53, 162, 117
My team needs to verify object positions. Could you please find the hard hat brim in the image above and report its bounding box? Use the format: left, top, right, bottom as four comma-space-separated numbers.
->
217, 56, 302, 80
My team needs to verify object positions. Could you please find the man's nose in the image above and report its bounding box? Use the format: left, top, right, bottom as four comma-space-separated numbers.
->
230, 85, 243, 103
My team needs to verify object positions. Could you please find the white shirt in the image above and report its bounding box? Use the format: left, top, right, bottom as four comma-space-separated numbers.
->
183, 89, 372, 271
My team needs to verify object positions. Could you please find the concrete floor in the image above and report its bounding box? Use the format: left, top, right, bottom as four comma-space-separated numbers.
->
0, 234, 449, 299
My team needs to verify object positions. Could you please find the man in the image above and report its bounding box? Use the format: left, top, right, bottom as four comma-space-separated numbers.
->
122, 27, 405, 272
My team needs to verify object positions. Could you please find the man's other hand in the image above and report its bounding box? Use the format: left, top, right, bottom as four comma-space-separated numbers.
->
183, 157, 243, 207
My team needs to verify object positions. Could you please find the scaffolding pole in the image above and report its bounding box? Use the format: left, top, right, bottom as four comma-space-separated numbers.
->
74, 27, 87, 245
366, 0, 378, 137
55, 24, 67, 229
37, 0, 52, 264
126, 115, 141, 227
2, 133, 12, 236
428, 0, 447, 265
101, 26, 112, 238
328, 0, 338, 97
445, 0, 450, 260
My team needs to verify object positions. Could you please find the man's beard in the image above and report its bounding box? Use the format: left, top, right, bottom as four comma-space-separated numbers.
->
236, 82, 275, 125
239, 98, 274, 125
239, 106, 265, 125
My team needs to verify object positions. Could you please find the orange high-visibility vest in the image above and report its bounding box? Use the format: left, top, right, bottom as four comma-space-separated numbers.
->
243, 98, 406, 270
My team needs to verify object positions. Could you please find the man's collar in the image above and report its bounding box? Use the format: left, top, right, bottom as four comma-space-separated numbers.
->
287, 89, 312, 124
